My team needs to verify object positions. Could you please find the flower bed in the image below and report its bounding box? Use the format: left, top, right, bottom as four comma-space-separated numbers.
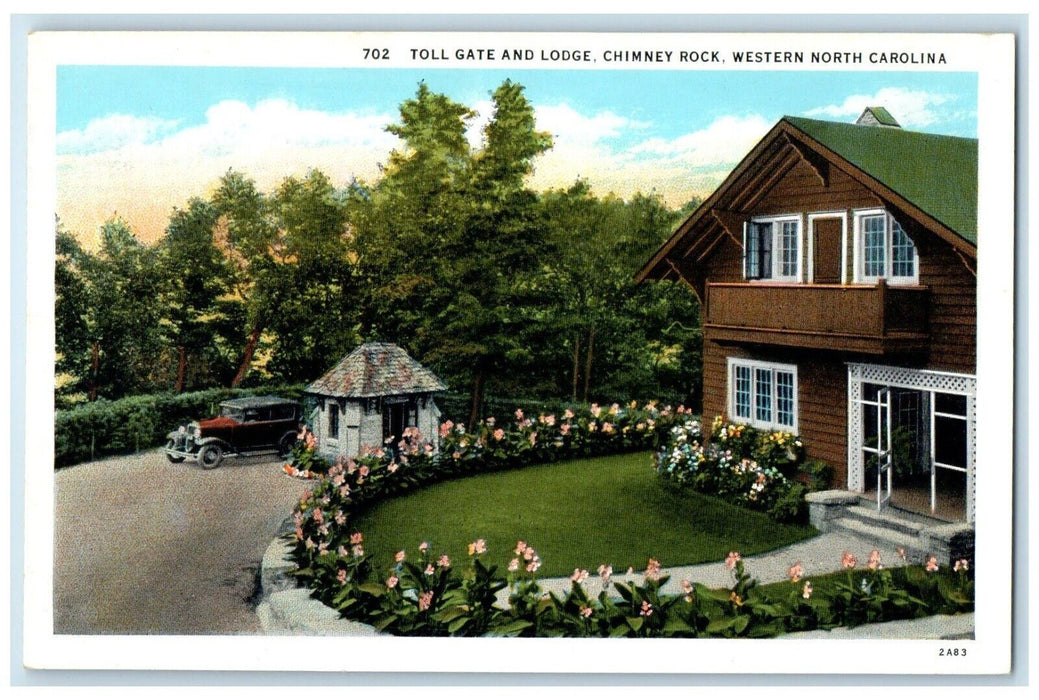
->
283, 402, 972, 637
655, 416, 817, 523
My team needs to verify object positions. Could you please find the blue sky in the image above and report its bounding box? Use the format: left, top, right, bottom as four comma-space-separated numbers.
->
55, 65, 977, 244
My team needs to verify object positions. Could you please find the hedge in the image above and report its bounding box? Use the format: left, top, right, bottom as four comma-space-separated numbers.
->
54, 384, 306, 468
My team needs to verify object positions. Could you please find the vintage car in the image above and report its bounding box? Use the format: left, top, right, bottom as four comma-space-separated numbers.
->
165, 395, 301, 469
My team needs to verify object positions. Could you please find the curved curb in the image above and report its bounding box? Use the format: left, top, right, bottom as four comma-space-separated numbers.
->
257, 534, 972, 640
256, 534, 383, 636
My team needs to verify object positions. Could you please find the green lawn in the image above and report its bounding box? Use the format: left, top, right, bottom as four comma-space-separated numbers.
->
351, 451, 818, 578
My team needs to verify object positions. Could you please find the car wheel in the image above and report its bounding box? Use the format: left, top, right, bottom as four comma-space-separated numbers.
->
165, 439, 186, 463
197, 444, 224, 470
278, 433, 297, 458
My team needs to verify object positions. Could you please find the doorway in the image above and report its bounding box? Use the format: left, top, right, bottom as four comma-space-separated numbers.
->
848, 365, 974, 522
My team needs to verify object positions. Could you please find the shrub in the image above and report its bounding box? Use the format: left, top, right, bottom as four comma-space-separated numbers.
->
654, 416, 811, 523
54, 384, 305, 468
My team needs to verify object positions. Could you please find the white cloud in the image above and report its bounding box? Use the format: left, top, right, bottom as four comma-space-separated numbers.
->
56, 113, 180, 154
58, 98, 754, 245
628, 113, 771, 168
805, 88, 953, 128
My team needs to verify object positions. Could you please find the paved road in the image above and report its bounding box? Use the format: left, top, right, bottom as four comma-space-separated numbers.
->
54, 449, 310, 635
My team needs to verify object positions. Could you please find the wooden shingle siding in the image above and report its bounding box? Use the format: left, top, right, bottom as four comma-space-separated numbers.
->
918, 238, 976, 373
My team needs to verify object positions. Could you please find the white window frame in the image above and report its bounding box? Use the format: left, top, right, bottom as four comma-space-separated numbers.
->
743, 214, 802, 283
852, 208, 920, 285
727, 357, 799, 432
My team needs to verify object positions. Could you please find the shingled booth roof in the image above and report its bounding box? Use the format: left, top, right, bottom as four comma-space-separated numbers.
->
306, 342, 447, 399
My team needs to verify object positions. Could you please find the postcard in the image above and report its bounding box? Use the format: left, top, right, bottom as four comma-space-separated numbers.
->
22, 27, 1016, 676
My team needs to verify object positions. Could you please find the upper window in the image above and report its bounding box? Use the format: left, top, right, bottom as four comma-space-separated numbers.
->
854, 210, 918, 284
744, 216, 801, 282
728, 358, 798, 432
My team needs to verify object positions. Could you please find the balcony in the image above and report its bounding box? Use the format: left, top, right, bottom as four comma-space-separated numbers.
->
705, 281, 929, 354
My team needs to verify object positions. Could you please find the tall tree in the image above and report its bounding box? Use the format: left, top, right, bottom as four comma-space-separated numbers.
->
211, 170, 279, 387
78, 218, 165, 399
159, 197, 231, 392
54, 220, 91, 405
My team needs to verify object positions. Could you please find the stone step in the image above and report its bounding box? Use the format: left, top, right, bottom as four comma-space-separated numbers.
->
829, 516, 920, 554
844, 504, 928, 537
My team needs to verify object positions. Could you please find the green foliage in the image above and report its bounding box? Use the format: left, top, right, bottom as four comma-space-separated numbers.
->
54, 384, 304, 467
655, 416, 812, 523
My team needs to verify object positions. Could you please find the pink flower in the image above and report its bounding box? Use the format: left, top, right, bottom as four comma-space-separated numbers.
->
338, 485, 350, 498
312, 507, 324, 524
954, 558, 970, 572
337, 545, 349, 558
334, 510, 346, 525
601, 422, 614, 434
467, 539, 487, 556
515, 409, 525, 421
525, 556, 541, 573
352, 544, 364, 557
560, 424, 572, 436
725, 551, 742, 570
485, 417, 496, 426
493, 428, 505, 441
439, 421, 454, 438
395, 550, 406, 563
640, 600, 653, 617
418, 591, 433, 611
570, 568, 589, 583
598, 564, 613, 583
896, 547, 907, 562
580, 606, 594, 618
424, 564, 435, 576
802, 581, 813, 599
387, 461, 399, 473
419, 541, 429, 553
438, 554, 451, 568
842, 551, 857, 569
528, 432, 537, 446
788, 562, 804, 582
386, 575, 399, 589
523, 546, 536, 561
359, 465, 370, 477
867, 549, 882, 571
644, 558, 661, 581
350, 532, 364, 545
508, 558, 520, 572
563, 409, 574, 420
337, 569, 347, 584
587, 421, 597, 432
926, 555, 940, 573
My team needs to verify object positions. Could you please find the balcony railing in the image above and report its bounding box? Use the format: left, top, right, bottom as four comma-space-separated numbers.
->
705, 281, 929, 354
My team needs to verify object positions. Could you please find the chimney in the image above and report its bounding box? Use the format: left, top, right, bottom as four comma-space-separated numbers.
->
856, 106, 901, 128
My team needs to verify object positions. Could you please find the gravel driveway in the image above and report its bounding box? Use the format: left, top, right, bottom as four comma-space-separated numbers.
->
54, 449, 311, 635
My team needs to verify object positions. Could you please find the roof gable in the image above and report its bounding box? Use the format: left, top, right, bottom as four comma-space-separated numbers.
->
637, 115, 977, 284
307, 342, 447, 398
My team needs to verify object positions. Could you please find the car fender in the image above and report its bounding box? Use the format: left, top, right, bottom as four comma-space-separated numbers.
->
195, 436, 233, 452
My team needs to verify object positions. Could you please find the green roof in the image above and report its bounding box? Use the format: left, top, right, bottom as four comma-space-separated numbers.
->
784, 116, 978, 245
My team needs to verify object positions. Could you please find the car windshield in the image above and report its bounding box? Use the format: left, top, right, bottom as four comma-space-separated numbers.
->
220, 407, 245, 421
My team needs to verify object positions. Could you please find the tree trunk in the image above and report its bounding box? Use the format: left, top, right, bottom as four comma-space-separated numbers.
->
468, 370, 485, 430
570, 332, 581, 403
88, 341, 100, 401
175, 345, 187, 393
231, 323, 262, 388
582, 326, 595, 403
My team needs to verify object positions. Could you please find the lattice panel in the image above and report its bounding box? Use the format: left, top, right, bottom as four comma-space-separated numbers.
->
848, 362, 976, 395
846, 369, 864, 491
